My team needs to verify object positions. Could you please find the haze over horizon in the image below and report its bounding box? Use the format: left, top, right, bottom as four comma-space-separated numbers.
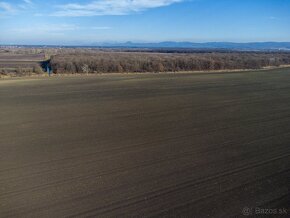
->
1, 0, 290, 45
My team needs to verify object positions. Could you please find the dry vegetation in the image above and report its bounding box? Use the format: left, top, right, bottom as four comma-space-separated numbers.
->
1, 47, 290, 76
50, 50, 290, 74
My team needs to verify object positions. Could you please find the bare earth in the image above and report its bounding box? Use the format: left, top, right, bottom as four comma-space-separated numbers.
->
0, 69, 289, 217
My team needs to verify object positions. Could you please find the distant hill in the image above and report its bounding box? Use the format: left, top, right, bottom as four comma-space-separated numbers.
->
2, 42, 290, 51
94, 41, 290, 51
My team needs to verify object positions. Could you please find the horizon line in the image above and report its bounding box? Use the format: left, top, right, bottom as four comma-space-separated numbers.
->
1, 41, 290, 46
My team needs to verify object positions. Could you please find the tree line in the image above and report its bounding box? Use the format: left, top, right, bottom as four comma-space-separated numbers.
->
50, 51, 290, 74
2, 48, 290, 76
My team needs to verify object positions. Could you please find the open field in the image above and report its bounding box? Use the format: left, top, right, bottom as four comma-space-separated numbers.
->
0, 52, 45, 75
0, 68, 290, 217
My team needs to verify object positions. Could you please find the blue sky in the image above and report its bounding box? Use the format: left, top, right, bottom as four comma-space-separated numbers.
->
0, 0, 289, 45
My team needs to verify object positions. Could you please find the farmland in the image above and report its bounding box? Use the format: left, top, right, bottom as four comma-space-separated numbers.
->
1, 68, 289, 217
0, 49, 45, 76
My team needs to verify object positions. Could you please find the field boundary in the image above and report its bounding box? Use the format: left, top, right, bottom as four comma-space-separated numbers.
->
1, 64, 290, 80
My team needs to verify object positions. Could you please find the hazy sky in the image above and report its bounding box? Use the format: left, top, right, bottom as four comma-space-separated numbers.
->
0, 0, 289, 45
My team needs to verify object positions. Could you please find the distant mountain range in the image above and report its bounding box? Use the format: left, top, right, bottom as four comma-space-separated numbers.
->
2, 42, 290, 51
93, 41, 290, 51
